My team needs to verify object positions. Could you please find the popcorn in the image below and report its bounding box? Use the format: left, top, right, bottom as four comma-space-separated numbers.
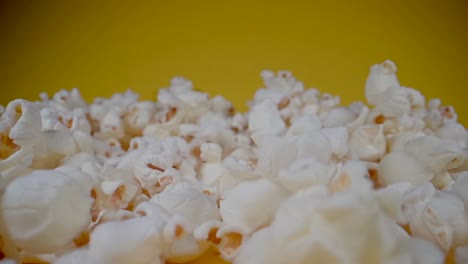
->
278, 157, 333, 192
349, 124, 386, 162
322, 107, 357, 128
88, 214, 181, 264
2, 169, 93, 253
248, 100, 286, 145
365, 60, 400, 105
150, 181, 220, 262
0, 60, 466, 263
219, 178, 289, 235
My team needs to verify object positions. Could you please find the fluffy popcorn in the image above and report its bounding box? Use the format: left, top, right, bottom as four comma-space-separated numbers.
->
219, 178, 289, 235
0, 59, 467, 264
365, 60, 400, 106
349, 124, 386, 162
150, 181, 221, 262
1, 169, 93, 253
322, 107, 357, 128
278, 157, 334, 192
248, 99, 286, 145
200, 142, 222, 163
89, 213, 181, 264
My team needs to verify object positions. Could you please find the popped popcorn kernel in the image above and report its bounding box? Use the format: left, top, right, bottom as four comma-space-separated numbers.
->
1, 60, 467, 264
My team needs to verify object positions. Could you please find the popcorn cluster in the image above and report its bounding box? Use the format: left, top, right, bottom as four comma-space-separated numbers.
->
0, 60, 467, 264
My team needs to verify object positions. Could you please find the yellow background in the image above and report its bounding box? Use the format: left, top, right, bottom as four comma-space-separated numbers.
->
0, 1, 466, 263
1, 0, 467, 125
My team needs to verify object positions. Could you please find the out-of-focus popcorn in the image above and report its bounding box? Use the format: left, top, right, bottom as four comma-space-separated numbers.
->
2, 169, 93, 253
0, 60, 466, 264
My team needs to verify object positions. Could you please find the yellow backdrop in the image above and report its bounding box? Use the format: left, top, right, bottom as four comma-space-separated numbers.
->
0, 1, 466, 263
1, 0, 467, 124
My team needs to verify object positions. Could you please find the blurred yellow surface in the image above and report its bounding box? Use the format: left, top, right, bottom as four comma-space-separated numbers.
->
0, 0, 467, 124
0, 1, 466, 263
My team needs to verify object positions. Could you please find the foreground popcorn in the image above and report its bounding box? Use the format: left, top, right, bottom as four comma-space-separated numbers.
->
0, 60, 467, 264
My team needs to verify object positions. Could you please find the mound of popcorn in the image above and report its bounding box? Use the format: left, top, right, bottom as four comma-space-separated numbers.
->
1, 60, 468, 264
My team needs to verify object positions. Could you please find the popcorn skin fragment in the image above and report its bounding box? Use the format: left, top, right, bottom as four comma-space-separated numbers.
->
365, 60, 400, 105
219, 178, 289, 235
2, 169, 93, 253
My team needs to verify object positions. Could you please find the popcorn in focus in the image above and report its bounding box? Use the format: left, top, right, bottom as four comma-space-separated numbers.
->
0, 60, 466, 264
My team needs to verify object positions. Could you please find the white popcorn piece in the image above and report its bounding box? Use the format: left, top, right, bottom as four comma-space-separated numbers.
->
389, 238, 445, 264
453, 173, 468, 205
435, 122, 468, 148
455, 246, 468, 264
150, 182, 220, 227
200, 142, 223, 163
99, 111, 125, 139
278, 157, 334, 192
387, 130, 425, 153
286, 114, 322, 136
200, 160, 242, 197
239, 186, 404, 264
411, 190, 467, 250
150, 182, 220, 262
375, 87, 411, 117
220, 178, 289, 235
322, 107, 357, 128
379, 151, 434, 186
365, 60, 400, 105
210, 95, 234, 115
248, 100, 286, 145
320, 127, 349, 160
349, 124, 386, 162
54, 248, 92, 264
89, 215, 180, 264
123, 101, 156, 136
2, 170, 93, 253
261, 70, 304, 94
404, 135, 464, 174
100, 179, 140, 209
8, 100, 42, 147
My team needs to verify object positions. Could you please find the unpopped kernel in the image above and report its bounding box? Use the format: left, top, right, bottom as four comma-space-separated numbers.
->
0, 60, 467, 264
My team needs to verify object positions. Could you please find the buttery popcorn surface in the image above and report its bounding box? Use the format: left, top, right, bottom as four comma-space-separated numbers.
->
0, 60, 467, 264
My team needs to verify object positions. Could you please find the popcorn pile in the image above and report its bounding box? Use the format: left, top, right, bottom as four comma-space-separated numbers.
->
0, 60, 467, 264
